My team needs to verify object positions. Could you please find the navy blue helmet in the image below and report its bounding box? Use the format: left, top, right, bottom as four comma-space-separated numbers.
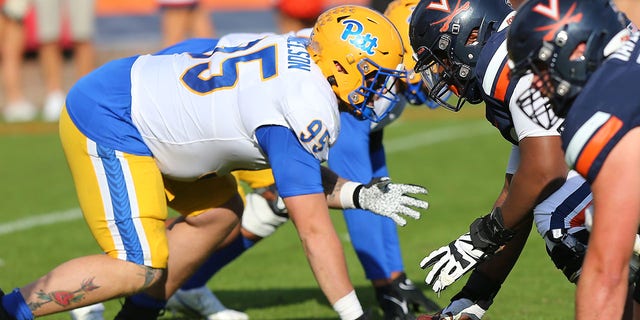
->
507, 0, 628, 127
409, 0, 513, 111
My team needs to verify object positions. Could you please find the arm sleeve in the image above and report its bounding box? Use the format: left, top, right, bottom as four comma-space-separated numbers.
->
255, 125, 324, 198
505, 144, 520, 175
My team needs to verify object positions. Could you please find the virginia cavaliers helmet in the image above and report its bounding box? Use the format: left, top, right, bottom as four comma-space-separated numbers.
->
308, 5, 407, 122
384, 0, 429, 105
507, 0, 628, 125
409, 0, 513, 111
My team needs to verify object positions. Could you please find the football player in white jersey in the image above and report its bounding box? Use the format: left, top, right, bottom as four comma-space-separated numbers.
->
135, 6, 443, 318
507, 0, 637, 318
128, 5, 443, 318
66, 20, 438, 320
0, 6, 431, 320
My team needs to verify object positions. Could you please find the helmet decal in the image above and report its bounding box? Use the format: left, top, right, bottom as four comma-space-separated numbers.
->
340, 19, 379, 55
533, 1, 583, 41
428, 0, 471, 32
426, 0, 451, 12
532, 0, 561, 19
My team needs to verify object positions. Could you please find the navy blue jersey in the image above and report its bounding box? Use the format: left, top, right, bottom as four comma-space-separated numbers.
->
562, 32, 640, 183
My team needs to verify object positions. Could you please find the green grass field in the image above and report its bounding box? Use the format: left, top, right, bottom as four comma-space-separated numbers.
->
0, 106, 575, 319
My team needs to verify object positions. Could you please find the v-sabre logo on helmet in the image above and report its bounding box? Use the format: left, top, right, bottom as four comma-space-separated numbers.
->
340, 19, 379, 55
426, 0, 451, 12
533, 0, 583, 41
427, 0, 471, 32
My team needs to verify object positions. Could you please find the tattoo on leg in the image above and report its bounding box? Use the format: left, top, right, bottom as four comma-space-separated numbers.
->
28, 278, 100, 312
138, 266, 160, 290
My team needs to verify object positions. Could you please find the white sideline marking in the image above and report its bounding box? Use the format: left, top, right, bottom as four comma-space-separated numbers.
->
0, 208, 82, 236
385, 121, 493, 153
0, 121, 493, 236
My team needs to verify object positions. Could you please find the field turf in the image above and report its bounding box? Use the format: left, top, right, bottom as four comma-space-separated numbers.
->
0, 106, 575, 319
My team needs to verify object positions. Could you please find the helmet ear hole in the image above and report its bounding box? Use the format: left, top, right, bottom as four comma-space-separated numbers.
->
327, 75, 338, 87
334, 61, 348, 74
569, 42, 587, 61
466, 28, 480, 46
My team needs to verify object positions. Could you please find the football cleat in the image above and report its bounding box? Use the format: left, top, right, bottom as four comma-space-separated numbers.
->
392, 274, 440, 313
165, 286, 248, 320
69, 303, 105, 320
376, 284, 417, 320
114, 297, 161, 320
379, 294, 417, 320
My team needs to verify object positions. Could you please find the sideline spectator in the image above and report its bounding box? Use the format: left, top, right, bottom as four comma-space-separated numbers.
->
275, 0, 323, 32
159, 0, 214, 47
1, 0, 36, 122
32, 0, 96, 122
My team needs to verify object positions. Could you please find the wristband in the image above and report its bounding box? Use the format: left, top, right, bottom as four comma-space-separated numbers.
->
339, 181, 361, 209
469, 207, 515, 253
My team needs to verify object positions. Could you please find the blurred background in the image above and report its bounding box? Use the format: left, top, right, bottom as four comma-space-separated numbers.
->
4, 0, 638, 318
0, 0, 372, 124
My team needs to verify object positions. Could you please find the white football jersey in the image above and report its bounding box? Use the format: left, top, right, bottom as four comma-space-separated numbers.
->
129, 34, 339, 180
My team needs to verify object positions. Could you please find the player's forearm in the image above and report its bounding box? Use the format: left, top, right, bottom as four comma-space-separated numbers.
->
475, 213, 532, 284
320, 166, 348, 208
284, 193, 356, 304
302, 227, 355, 304
500, 138, 567, 228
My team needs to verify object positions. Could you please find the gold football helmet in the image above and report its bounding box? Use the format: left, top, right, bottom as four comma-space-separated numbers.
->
308, 5, 406, 122
384, 0, 439, 106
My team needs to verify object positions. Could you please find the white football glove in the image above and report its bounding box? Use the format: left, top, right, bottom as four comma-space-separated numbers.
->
357, 177, 428, 226
420, 233, 485, 293
436, 298, 486, 320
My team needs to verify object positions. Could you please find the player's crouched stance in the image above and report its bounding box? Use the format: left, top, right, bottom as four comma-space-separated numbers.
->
0, 5, 428, 320
413, 175, 640, 320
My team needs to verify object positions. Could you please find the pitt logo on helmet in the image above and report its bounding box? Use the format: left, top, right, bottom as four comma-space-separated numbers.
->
340, 19, 379, 55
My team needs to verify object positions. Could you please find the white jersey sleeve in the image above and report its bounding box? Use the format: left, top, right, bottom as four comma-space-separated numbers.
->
509, 73, 562, 140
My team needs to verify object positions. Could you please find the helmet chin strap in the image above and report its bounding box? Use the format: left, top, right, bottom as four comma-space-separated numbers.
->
337, 100, 358, 115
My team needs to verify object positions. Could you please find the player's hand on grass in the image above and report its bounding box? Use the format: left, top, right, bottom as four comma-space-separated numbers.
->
357, 177, 428, 226
420, 233, 484, 293
417, 298, 486, 320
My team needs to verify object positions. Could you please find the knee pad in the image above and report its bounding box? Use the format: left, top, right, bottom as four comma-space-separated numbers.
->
241, 188, 288, 238
544, 229, 589, 283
